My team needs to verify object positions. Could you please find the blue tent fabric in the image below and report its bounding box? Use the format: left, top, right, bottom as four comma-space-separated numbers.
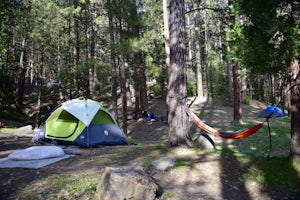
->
76, 124, 128, 147
259, 106, 287, 118
37, 124, 128, 147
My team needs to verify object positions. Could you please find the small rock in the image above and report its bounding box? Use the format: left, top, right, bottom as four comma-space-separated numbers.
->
151, 157, 176, 171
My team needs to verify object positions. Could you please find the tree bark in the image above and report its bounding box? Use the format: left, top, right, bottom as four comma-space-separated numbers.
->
193, 2, 204, 98
240, 68, 247, 104
57, 39, 64, 100
73, 0, 80, 94
35, 43, 44, 128
290, 58, 300, 161
120, 56, 128, 135
107, 0, 118, 120
15, 37, 26, 112
163, 0, 170, 107
85, 1, 96, 99
134, 52, 148, 115
168, 0, 193, 148
233, 64, 242, 124
227, 63, 232, 104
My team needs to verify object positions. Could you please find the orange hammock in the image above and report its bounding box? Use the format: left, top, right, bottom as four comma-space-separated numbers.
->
183, 104, 263, 139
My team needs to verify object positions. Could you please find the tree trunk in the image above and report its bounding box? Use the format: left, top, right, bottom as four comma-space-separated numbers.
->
57, 40, 64, 100
73, 0, 80, 94
120, 56, 128, 135
15, 37, 26, 112
107, 0, 118, 120
133, 51, 148, 114
290, 58, 300, 161
227, 62, 233, 104
163, 0, 170, 107
269, 74, 275, 105
85, 2, 94, 99
168, 0, 193, 148
233, 64, 242, 124
140, 65, 148, 111
278, 72, 286, 111
240, 68, 247, 104
35, 43, 44, 128
194, 3, 204, 98
134, 52, 148, 115
187, 14, 192, 70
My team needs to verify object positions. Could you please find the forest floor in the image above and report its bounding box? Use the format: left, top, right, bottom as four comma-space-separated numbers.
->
0, 97, 299, 199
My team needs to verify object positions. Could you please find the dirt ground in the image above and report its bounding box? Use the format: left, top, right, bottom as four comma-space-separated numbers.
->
0, 97, 299, 200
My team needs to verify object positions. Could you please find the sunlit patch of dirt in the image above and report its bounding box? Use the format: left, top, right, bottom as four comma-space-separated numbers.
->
0, 97, 297, 200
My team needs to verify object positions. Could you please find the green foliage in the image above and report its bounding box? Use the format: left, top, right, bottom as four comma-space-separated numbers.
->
0, 107, 30, 122
205, 50, 229, 102
187, 68, 197, 96
164, 191, 176, 198
0, 1, 10, 62
237, 0, 299, 73
187, 82, 197, 96
0, 2, 20, 107
0, 67, 14, 105
223, 3, 245, 64
140, 0, 166, 96
175, 159, 188, 168
52, 176, 68, 188
154, 142, 163, 150
146, 55, 166, 96
27, 172, 100, 199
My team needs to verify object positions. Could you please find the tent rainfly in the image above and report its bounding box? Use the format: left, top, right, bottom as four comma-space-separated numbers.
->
33, 99, 127, 147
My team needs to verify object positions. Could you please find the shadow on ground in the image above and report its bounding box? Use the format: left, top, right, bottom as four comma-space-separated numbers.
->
0, 97, 299, 199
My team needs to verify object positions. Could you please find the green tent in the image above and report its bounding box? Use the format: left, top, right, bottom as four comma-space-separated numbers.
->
33, 99, 127, 147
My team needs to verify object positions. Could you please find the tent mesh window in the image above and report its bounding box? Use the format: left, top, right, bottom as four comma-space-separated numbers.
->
91, 110, 114, 124
57, 110, 78, 122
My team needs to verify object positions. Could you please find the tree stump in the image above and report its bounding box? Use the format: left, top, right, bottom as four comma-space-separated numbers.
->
95, 165, 160, 200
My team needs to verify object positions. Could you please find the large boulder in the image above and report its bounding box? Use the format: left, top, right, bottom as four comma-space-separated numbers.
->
95, 165, 160, 200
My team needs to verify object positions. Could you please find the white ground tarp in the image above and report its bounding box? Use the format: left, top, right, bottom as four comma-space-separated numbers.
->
0, 146, 71, 169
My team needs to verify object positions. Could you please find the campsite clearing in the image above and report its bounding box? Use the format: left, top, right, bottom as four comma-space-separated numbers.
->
0, 98, 299, 199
